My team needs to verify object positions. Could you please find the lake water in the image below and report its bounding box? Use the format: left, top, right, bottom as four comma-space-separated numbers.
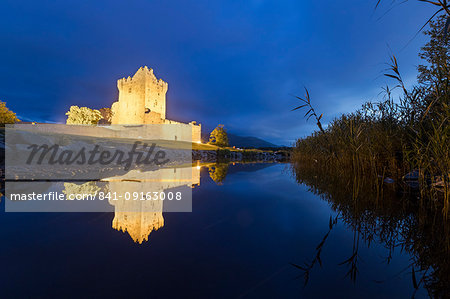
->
0, 163, 445, 298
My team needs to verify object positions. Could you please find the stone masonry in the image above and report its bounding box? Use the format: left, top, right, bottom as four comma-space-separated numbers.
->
111, 66, 201, 142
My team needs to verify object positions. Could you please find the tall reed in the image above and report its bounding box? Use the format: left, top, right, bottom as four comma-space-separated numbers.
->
292, 15, 450, 215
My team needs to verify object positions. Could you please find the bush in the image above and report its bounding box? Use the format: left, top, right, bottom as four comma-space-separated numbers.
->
65, 106, 102, 125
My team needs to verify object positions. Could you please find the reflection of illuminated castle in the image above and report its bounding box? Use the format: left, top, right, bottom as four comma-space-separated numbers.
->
103, 166, 200, 244
112, 199, 164, 244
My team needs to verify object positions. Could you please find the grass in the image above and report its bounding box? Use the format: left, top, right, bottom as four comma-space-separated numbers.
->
192, 142, 218, 151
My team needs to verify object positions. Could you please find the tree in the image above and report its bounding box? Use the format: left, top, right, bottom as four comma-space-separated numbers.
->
0, 101, 19, 124
65, 106, 102, 125
416, 14, 450, 124
418, 14, 450, 87
209, 124, 229, 147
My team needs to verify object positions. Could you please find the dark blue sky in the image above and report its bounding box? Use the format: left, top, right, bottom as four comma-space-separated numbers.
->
0, 0, 435, 145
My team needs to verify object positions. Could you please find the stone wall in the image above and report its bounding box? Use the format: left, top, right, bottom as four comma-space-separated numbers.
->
162, 119, 202, 143
190, 122, 202, 143
13, 123, 196, 143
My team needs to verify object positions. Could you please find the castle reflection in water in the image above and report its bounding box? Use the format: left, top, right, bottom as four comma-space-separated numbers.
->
63, 164, 229, 244
107, 166, 200, 244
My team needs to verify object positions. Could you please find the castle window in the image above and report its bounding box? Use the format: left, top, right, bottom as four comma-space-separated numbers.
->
128, 88, 132, 93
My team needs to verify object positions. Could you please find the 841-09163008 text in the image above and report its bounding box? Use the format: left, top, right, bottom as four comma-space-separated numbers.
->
9, 191, 183, 201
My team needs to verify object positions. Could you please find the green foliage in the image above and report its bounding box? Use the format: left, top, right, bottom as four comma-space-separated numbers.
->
209, 124, 229, 147
0, 101, 19, 124
65, 106, 102, 125
208, 163, 229, 184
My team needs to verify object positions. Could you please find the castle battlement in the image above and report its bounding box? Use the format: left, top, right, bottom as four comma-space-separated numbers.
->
117, 66, 168, 91
110, 66, 201, 142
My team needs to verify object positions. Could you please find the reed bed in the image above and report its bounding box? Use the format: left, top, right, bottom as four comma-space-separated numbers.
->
292, 16, 450, 215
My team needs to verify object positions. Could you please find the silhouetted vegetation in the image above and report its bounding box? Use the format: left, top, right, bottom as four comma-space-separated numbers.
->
291, 8, 449, 293
292, 15, 449, 215
215, 148, 231, 161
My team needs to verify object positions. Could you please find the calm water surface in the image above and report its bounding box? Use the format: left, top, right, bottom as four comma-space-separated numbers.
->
0, 163, 437, 298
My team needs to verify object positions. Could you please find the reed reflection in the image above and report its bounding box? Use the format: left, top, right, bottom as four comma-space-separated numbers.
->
290, 162, 450, 297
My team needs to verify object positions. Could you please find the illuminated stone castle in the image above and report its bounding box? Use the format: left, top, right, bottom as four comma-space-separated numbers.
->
111, 66, 201, 142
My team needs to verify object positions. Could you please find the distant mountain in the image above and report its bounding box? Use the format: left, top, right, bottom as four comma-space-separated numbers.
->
201, 129, 279, 149
227, 133, 278, 149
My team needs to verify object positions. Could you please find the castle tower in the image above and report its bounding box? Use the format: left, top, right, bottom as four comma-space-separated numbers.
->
109, 66, 202, 143
111, 66, 168, 124
108, 179, 165, 244
112, 209, 164, 244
